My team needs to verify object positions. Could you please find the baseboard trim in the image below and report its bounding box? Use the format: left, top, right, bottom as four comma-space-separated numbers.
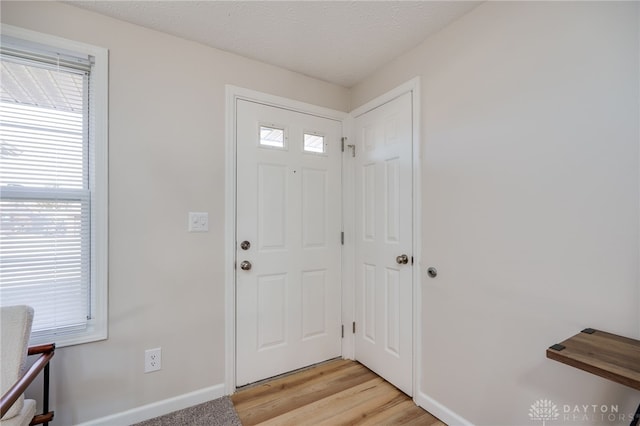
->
75, 383, 226, 426
415, 390, 474, 426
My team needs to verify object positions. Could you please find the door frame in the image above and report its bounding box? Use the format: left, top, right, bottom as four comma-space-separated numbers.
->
344, 77, 422, 400
224, 80, 421, 396
224, 86, 347, 393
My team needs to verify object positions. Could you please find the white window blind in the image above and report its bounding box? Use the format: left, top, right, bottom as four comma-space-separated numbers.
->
0, 30, 107, 345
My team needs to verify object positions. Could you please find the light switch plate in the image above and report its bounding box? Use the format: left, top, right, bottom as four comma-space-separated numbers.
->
188, 212, 209, 232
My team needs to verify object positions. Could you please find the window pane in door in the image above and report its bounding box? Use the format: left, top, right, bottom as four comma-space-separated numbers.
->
260, 126, 284, 148
304, 133, 324, 153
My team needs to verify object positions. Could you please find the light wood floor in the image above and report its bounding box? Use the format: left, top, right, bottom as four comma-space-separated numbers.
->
231, 359, 446, 425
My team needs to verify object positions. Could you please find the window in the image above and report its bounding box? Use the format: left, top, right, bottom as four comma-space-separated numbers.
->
260, 125, 285, 149
303, 133, 325, 154
0, 26, 108, 347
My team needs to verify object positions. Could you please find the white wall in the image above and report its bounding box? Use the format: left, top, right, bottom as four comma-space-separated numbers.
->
352, 2, 639, 425
3, 1, 639, 425
0, 2, 349, 424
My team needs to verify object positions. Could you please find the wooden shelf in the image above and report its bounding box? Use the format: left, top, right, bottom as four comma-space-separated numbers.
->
547, 328, 640, 391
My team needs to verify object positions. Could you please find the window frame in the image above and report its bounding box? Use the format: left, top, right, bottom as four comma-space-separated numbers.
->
0, 25, 109, 347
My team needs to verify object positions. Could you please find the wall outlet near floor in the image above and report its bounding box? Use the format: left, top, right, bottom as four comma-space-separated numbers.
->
144, 347, 162, 373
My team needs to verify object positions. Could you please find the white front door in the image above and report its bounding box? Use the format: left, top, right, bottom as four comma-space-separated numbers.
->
235, 99, 342, 386
353, 92, 413, 395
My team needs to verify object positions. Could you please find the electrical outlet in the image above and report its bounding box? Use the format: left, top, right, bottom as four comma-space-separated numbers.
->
144, 348, 161, 373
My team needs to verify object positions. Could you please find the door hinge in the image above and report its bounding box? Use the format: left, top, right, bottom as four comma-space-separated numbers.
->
347, 144, 355, 157
341, 231, 344, 245
341, 137, 355, 157
352, 321, 356, 334
341, 325, 344, 338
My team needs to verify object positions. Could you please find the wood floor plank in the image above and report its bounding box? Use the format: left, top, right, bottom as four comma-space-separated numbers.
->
379, 404, 441, 425
314, 381, 407, 426
233, 361, 378, 424
232, 359, 353, 407
260, 378, 387, 425
350, 397, 418, 425
232, 359, 446, 426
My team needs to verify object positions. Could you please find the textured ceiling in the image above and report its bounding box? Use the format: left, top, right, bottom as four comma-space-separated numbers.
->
67, 1, 481, 88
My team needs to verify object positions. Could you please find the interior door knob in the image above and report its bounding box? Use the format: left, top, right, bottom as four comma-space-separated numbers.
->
240, 261, 252, 271
396, 254, 409, 265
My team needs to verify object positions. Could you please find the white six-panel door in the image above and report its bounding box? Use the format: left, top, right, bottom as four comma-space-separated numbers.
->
354, 92, 413, 395
235, 99, 342, 386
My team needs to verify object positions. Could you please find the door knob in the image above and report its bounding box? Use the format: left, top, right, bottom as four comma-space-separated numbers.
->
396, 254, 409, 265
240, 261, 252, 271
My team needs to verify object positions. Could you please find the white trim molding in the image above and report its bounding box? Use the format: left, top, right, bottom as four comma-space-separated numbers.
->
74, 384, 225, 426
416, 391, 475, 426
340, 114, 356, 361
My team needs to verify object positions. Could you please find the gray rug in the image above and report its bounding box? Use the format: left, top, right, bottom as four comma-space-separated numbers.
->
132, 396, 242, 426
